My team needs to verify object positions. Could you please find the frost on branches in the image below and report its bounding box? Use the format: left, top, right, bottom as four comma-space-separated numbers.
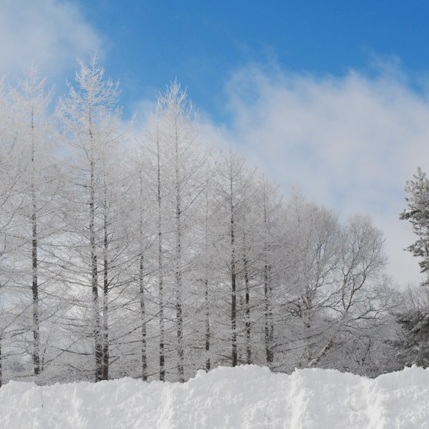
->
0, 58, 406, 385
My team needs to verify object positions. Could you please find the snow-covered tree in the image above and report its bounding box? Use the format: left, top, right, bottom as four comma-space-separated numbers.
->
0, 79, 24, 386
8, 69, 64, 380
389, 286, 429, 370
213, 150, 255, 367
400, 167, 429, 283
58, 57, 128, 382
0, 61, 400, 384
140, 82, 212, 381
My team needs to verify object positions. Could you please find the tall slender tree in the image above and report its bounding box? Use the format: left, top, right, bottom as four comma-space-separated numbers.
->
10, 69, 62, 379
214, 150, 254, 366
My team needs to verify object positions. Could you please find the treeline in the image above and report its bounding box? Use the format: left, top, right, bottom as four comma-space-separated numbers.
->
0, 59, 419, 385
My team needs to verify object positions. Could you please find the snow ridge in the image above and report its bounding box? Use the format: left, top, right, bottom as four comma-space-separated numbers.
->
0, 365, 427, 429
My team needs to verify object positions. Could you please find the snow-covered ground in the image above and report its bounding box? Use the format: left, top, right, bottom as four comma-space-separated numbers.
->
1, 365, 428, 428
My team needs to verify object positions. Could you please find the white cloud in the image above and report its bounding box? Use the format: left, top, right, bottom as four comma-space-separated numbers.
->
0, 0, 101, 77
222, 64, 429, 287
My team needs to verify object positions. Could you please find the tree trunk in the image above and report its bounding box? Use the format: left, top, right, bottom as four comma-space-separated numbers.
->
174, 128, 184, 382
90, 152, 102, 382
157, 133, 165, 382
243, 251, 251, 364
138, 172, 148, 381
203, 188, 211, 372
264, 262, 274, 365
263, 192, 274, 365
31, 186, 40, 376
31, 106, 40, 377
139, 253, 147, 381
205, 279, 211, 371
101, 201, 109, 381
230, 183, 237, 367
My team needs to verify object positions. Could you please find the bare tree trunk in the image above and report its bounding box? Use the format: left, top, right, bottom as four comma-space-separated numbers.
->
101, 199, 109, 381
230, 179, 237, 367
175, 223, 184, 381
203, 188, 211, 372
31, 106, 40, 376
157, 227, 165, 381
138, 173, 147, 381
156, 132, 165, 382
32, 188, 40, 376
243, 250, 251, 364
174, 126, 184, 382
263, 193, 274, 365
204, 279, 211, 371
139, 253, 147, 381
89, 134, 102, 382
264, 262, 274, 365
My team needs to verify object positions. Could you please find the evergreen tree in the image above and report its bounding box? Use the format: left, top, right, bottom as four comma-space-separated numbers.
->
400, 167, 429, 283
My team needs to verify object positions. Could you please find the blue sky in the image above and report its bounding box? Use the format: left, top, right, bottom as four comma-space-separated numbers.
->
76, 1, 429, 120
1, 0, 429, 287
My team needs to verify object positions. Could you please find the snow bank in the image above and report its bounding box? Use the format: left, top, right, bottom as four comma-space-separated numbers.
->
1, 365, 428, 428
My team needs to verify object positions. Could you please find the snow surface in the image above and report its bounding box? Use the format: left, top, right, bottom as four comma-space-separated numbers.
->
1, 365, 428, 428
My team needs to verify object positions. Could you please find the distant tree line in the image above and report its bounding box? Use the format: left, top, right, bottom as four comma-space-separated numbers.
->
0, 58, 422, 386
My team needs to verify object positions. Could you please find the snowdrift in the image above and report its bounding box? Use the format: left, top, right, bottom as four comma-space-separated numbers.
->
1, 365, 428, 428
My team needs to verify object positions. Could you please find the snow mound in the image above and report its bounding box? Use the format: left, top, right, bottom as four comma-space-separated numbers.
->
1, 365, 428, 428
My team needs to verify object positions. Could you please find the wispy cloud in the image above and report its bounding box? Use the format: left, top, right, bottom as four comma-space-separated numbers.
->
222, 63, 429, 287
0, 0, 101, 77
